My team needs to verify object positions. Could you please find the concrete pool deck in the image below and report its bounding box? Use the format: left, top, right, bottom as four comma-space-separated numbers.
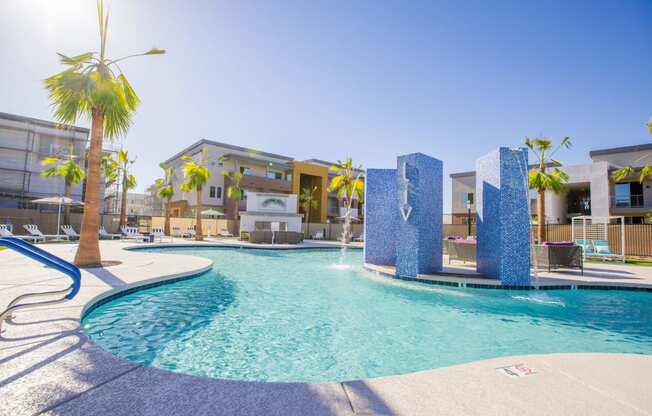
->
1, 240, 651, 415
366, 257, 652, 291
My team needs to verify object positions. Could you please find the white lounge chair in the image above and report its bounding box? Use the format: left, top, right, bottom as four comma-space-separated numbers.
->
0, 224, 42, 242
352, 232, 364, 242
312, 231, 324, 240
172, 227, 183, 238
185, 227, 196, 238
61, 225, 80, 240
218, 228, 234, 238
23, 224, 68, 241
99, 226, 121, 240
120, 226, 145, 241
587, 240, 622, 261
151, 227, 172, 242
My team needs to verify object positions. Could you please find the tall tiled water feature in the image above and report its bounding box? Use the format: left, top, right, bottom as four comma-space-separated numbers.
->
364, 153, 443, 278
475, 147, 531, 285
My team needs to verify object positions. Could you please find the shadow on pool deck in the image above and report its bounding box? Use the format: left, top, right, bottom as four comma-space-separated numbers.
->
84, 267, 126, 288
1, 313, 396, 416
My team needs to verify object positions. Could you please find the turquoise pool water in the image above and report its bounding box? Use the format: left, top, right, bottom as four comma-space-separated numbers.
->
82, 247, 652, 382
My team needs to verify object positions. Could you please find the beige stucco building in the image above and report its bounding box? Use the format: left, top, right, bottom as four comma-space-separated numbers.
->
451, 143, 652, 225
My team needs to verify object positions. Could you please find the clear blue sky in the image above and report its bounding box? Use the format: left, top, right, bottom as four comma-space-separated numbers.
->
1, 0, 650, 212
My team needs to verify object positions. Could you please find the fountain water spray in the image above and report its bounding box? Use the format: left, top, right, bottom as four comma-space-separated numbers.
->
513, 148, 539, 287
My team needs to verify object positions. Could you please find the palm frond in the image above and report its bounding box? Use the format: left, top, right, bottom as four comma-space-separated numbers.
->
612, 166, 635, 182
639, 165, 652, 183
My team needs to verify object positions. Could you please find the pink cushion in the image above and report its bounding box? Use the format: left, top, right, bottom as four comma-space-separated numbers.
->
543, 241, 575, 246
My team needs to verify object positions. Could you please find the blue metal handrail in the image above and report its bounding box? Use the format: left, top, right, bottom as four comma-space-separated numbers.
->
0, 237, 81, 332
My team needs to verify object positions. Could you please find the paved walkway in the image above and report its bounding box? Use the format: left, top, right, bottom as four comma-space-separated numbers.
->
1, 241, 651, 415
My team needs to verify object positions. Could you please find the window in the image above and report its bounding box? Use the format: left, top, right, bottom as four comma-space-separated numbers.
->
266, 171, 283, 180
217, 186, 222, 198
614, 183, 631, 207
209, 186, 217, 198
460, 192, 474, 207
240, 167, 252, 175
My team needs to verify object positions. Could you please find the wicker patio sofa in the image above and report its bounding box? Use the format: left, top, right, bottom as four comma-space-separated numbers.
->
533, 243, 583, 274
446, 239, 477, 264
249, 231, 303, 244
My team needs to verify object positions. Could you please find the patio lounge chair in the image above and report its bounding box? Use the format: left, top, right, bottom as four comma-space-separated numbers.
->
99, 226, 121, 240
185, 227, 196, 238
121, 226, 146, 241
218, 228, 234, 238
574, 239, 594, 254
588, 240, 620, 261
24, 224, 68, 241
0, 224, 42, 242
61, 225, 80, 240
352, 233, 364, 242
312, 231, 324, 240
151, 227, 172, 242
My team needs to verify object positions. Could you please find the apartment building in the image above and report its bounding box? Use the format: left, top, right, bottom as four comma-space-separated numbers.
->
451, 143, 652, 225
104, 187, 164, 217
144, 184, 164, 216
162, 140, 364, 223
0, 112, 94, 208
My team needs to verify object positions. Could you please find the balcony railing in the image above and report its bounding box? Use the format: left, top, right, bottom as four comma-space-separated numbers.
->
239, 174, 292, 193
611, 194, 644, 208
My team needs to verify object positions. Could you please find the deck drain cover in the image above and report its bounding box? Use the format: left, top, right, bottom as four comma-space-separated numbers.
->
496, 364, 537, 378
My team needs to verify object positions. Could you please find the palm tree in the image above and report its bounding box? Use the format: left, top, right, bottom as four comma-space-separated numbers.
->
223, 170, 244, 232
155, 163, 175, 236
43, 0, 164, 266
612, 117, 652, 184
41, 145, 85, 225
525, 136, 571, 243
103, 150, 136, 229
180, 152, 211, 241
299, 186, 318, 237
327, 158, 364, 244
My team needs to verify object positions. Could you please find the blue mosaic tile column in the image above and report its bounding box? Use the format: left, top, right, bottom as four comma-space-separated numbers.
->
476, 147, 530, 285
364, 169, 398, 265
395, 153, 443, 278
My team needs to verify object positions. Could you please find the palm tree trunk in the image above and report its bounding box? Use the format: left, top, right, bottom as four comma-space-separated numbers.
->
74, 109, 103, 267
305, 208, 310, 237
234, 201, 239, 235
195, 187, 203, 241
164, 197, 171, 236
63, 179, 72, 226
119, 176, 128, 228
537, 189, 546, 243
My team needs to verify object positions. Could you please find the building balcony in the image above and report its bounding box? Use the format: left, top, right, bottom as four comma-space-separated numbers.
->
240, 174, 292, 194
611, 194, 645, 209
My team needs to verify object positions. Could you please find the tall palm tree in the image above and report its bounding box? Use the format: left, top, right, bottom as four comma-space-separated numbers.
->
41, 145, 85, 225
612, 117, 652, 184
155, 163, 175, 236
299, 186, 318, 237
525, 136, 571, 243
103, 150, 136, 229
328, 158, 364, 244
180, 152, 211, 241
223, 170, 244, 232
43, 0, 164, 266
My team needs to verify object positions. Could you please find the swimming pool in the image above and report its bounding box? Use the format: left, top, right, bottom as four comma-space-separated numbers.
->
82, 247, 652, 382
